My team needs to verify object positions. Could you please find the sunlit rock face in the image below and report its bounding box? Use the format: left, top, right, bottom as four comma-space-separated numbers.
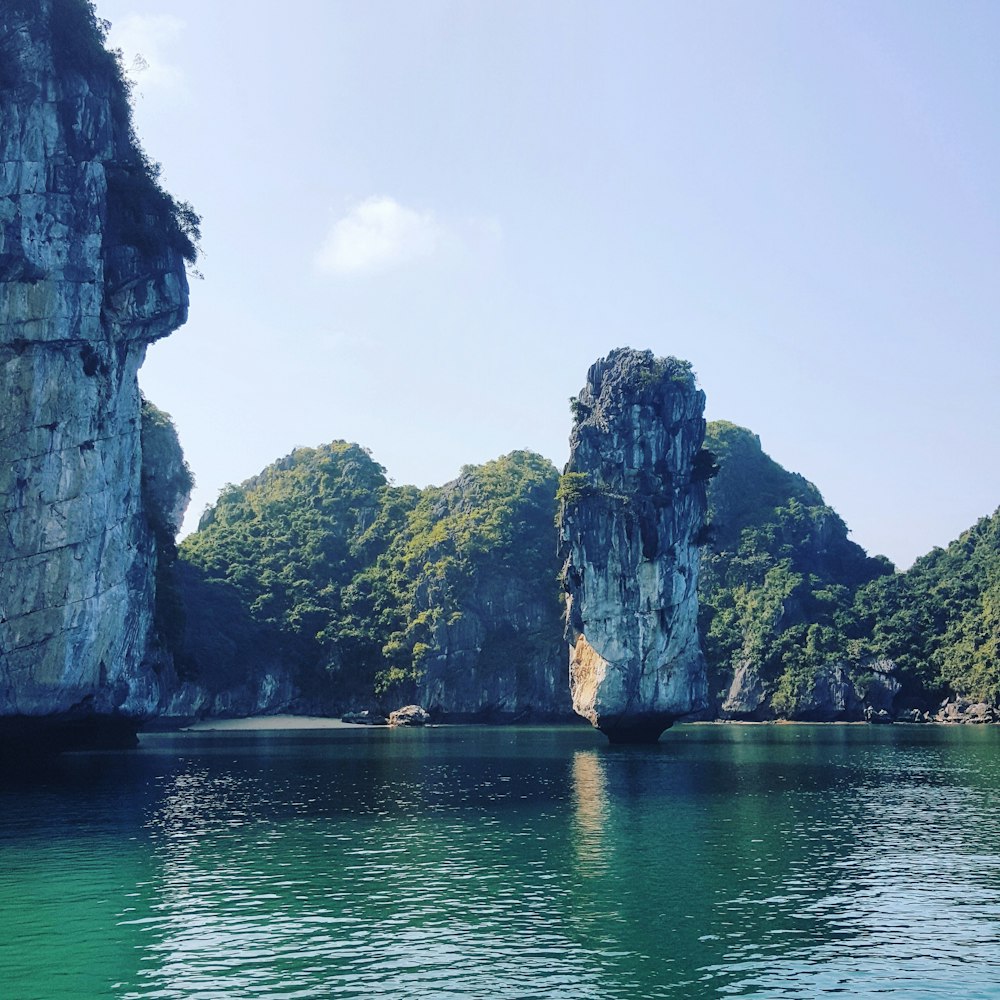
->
0, 1, 189, 740
558, 349, 709, 743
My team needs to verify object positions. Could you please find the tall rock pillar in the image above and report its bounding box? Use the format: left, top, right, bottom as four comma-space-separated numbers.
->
558, 348, 709, 742
0, 0, 191, 746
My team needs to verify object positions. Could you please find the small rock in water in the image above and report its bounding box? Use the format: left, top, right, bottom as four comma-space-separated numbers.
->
388, 705, 431, 727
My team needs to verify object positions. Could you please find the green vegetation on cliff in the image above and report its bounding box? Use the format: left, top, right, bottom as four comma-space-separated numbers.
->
180, 442, 392, 695
172, 421, 999, 718
350, 451, 561, 701
699, 421, 893, 717
177, 447, 563, 709
851, 509, 1000, 704
699, 422, 1000, 715
21, 0, 202, 263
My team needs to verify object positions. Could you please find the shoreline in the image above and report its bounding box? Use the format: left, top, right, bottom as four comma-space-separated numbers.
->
151, 714, 1000, 733
181, 715, 359, 732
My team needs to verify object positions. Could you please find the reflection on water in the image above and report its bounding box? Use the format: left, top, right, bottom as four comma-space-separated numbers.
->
572, 750, 609, 877
2, 725, 1000, 999
116, 738, 614, 999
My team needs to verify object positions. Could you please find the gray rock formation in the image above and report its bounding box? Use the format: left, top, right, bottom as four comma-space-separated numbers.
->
0, 1, 192, 746
414, 586, 571, 721
935, 699, 999, 724
559, 348, 710, 742
720, 659, 772, 720
342, 709, 388, 726
402, 454, 572, 721
412, 561, 571, 721
720, 656, 902, 722
140, 398, 193, 541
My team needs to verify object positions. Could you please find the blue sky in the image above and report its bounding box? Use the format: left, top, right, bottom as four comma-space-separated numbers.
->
95, 0, 999, 568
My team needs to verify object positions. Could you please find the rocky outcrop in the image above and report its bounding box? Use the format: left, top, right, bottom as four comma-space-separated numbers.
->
148, 561, 302, 722
414, 585, 571, 721
411, 544, 570, 721
559, 349, 710, 742
935, 699, 1000, 724
140, 398, 193, 542
785, 658, 900, 721
0, 1, 192, 747
388, 704, 430, 727
342, 709, 387, 726
156, 670, 299, 721
721, 656, 901, 722
720, 659, 772, 720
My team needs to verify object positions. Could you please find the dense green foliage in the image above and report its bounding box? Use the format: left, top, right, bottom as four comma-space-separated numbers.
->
180, 443, 392, 694
639, 354, 695, 388
699, 421, 893, 716
850, 510, 1000, 704
363, 450, 560, 698
555, 471, 592, 507
701, 421, 824, 551
700, 422, 1000, 713
178, 447, 560, 705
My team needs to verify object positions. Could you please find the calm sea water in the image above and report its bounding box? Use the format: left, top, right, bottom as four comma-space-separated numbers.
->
2, 723, 1000, 1000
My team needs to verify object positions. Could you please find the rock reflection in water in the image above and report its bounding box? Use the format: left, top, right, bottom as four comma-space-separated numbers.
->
571, 750, 610, 878
121, 739, 613, 999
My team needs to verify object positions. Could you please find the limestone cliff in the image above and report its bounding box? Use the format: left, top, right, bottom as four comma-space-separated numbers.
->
0, 0, 193, 746
558, 348, 710, 742
176, 446, 569, 721
405, 455, 571, 720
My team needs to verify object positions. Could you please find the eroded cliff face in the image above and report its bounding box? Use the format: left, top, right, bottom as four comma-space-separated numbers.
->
414, 464, 571, 721
413, 574, 570, 720
0, 1, 190, 742
399, 455, 571, 720
559, 349, 709, 742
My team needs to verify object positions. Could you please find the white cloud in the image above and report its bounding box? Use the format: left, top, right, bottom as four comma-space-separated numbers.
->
315, 196, 444, 277
107, 14, 186, 94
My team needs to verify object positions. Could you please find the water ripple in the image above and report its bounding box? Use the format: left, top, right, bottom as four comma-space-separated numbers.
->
2, 726, 1000, 998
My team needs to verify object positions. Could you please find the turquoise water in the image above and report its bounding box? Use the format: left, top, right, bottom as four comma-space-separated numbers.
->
2, 723, 1000, 999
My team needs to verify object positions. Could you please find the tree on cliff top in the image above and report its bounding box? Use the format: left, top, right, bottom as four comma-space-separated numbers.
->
5, 0, 202, 264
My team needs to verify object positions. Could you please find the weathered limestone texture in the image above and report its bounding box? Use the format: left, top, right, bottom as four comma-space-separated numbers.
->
721, 655, 902, 722
559, 349, 709, 742
0, 0, 190, 742
411, 461, 572, 721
